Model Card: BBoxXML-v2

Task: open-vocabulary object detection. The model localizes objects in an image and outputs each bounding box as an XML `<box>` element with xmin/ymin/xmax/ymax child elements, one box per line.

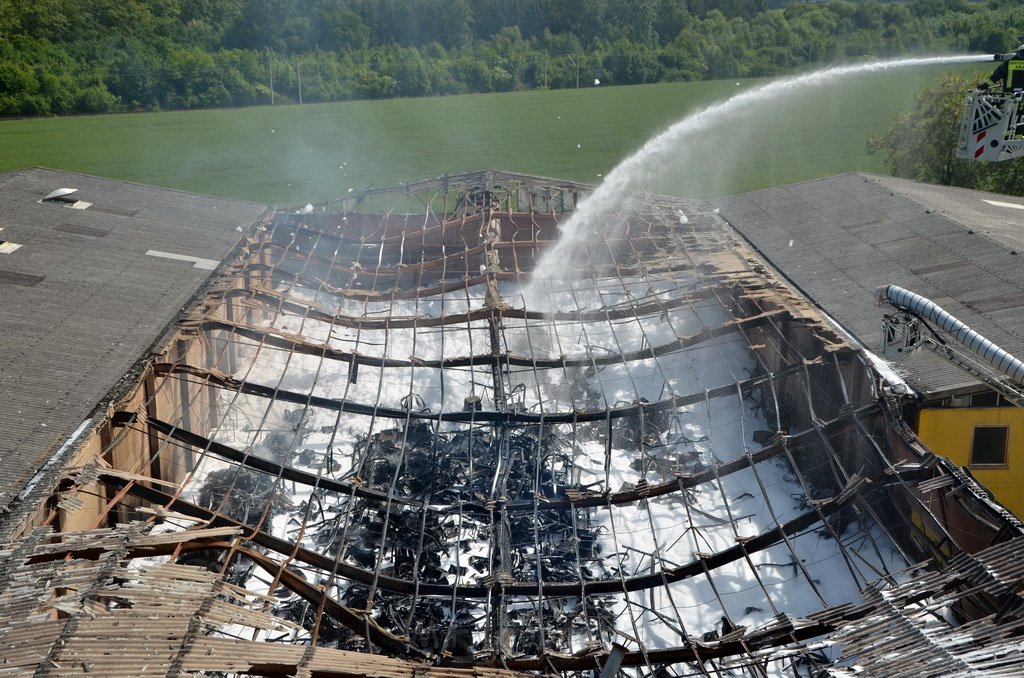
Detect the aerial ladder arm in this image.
<box><xmin>876</xmin><ymin>284</ymin><xmax>1024</xmax><ymax>407</ymax></box>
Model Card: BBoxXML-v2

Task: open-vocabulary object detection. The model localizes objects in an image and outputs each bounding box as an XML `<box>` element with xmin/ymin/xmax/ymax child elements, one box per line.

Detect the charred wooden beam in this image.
<box><xmin>219</xmin><ymin>283</ymin><xmax>723</xmax><ymax>329</ymax></box>
<box><xmin>193</xmin><ymin>312</ymin><xmax>774</xmax><ymax>370</ymax></box>
<box><xmin>115</xmin><ymin>409</ymin><xmax>867</xmax><ymax>515</ymax></box>
<box><xmin>95</xmin><ymin>473</ymin><xmax>868</xmax><ymax>598</ymax></box>
<box><xmin>153</xmin><ymin>361</ymin><xmax>795</xmax><ymax>424</ymax></box>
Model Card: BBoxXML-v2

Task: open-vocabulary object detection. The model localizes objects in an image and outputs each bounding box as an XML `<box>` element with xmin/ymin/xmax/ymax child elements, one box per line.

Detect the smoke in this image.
<box><xmin>520</xmin><ymin>54</ymin><xmax>991</xmax><ymax>309</ymax></box>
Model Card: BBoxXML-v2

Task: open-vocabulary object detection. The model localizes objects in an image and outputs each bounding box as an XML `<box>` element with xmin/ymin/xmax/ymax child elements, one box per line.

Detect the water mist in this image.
<box><xmin>520</xmin><ymin>54</ymin><xmax>991</xmax><ymax>308</ymax></box>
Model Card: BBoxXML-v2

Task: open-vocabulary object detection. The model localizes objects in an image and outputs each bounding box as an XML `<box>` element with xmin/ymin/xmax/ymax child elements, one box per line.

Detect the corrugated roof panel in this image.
<box><xmin>0</xmin><ymin>168</ymin><xmax>268</xmax><ymax>517</ymax></box>
<box><xmin>716</xmin><ymin>173</ymin><xmax>1024</xmax><ymax>395</ymax></box>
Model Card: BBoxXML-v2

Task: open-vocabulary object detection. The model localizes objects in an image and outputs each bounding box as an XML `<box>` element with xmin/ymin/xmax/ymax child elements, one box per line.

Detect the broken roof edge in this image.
<box><xmin>398</xmin><ymin>168</ymin><xmax>597</xmax><ymax>194</ymax></box>
<box><xmin>0</xmin><ymin>179</ymin><xmax>273</xmax><ymax>542</ymax></box>
<box><xmin>144</xmin><ymin>211</ymin><xmax>272</xmax><ymax>353</ymax></box>
<box><xmin>932</xmin><ymin>451</ymin><xmax>1024</xmax><ymax>530</ymax></box>
<box><xmin>283</xmin><ymin>168</ymin><xmax>707</xmax><ymax>217</ymax></box>
<box><xmin>281</xmin><ymin>168</ymin><xmax>595</xmax><ymax>215</ymax></box>
<box><xmin>0</xmin><ymin>416</ymin><xmax>101</xmax><ymax>542</ymax></box>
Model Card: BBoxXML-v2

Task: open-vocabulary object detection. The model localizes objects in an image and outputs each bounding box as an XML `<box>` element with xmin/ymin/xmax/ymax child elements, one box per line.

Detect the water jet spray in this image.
<box><xmin>520</xmin><ymin>54</ymin><xmax>992</xmax><ymax>310</ymax></box>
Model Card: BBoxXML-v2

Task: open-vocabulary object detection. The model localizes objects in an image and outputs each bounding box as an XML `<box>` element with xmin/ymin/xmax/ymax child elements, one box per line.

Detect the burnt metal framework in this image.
<box><xmin>46</xmin><ymin>172</ymin><xmax>1024</xmax><ymax>676</ymax></box>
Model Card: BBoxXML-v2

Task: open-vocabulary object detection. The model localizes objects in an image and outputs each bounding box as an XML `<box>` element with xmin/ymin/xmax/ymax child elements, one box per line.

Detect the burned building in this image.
<box><xmin>2</xmin><ymin>168</ymin><xmax>1024</xmax><ymax>676</ymax></box>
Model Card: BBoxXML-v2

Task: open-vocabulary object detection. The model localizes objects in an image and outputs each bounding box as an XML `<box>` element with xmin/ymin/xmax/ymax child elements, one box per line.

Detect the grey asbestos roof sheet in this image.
<box><xmin>714</xmin><ymin>173</ymin><xmax>1024</xmax><ymax>397</ymax></box>
<box><xmin>0</xmin><ymin>168</ymin><xmax>268</xmax><ymax>514</ymax></box>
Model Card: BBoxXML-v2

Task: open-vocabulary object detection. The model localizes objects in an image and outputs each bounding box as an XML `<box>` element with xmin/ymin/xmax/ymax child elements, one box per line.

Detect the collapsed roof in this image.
<box><xmin>2</xmin><ymin>170</ymin><xmax>1024</xmax><ymax>676</ymax></box>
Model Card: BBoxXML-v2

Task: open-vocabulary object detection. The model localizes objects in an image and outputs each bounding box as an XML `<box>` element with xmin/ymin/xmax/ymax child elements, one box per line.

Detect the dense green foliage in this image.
<box><xmin>868</xmin><ymin>72</ymin><xmax>1024</xmax><ymax>195</ymax></box>
<box><xmin>0</xmin><ymin>0</ymin><xmax>1020</xmax><ymax>116</ymax></box>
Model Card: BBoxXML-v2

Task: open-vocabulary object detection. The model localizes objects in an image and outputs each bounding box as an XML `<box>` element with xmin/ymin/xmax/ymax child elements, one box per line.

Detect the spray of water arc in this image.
<box><xmin>522</xmin><ymin>54</ymin><xmax>990</xmax><ymax>305</ymax></box>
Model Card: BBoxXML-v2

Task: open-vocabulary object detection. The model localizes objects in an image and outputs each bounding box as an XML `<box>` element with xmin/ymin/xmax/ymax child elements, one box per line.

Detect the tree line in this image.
<box><xmin>1</xmin><ymin>0</ymin><xmax>1022</xmax><ymax>116</ymax></box>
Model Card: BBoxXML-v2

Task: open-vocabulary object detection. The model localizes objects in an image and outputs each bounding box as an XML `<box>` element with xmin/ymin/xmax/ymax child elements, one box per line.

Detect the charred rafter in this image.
<box><xmin>247</xmin><ymin>257</ymin><xmax>695</xmax><ymax>296</ymax></box>
<box><xmin>218</xmin><ymin>281</ymin><xmax>721</xmax><ymax>328</ymax></box>
<box><xmin>96</xmin><ymin>472</ymin><xmax>869</xmax><ymax>598</ymax></box>
<box><xmin>257</xmin><ymin>233</ymin><xmax>676</xmax><ymax>273</ymax></box>
<box><xmin>192</xmin><ymin>313</ymin><xmax>775</xmax><ymax>370</ymax></box>
<box><xmin>153</xmin><ymin>360</ymin><xmax>803</xmax><ymax>424</ymax></box>
<box><xmin>272</xmin><ymin>208</ymin><xmax>674</xmax><ymax>253</ymax></box>
<box><xmin>112</xmin><ymin>406</ymin><xmax>873</xmax><ymax>515</ymax></box>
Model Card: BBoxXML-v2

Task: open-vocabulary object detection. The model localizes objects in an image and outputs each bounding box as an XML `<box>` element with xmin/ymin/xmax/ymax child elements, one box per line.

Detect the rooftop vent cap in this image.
<box><xmin>41</xmin><ymin>188</ymin><xmax>91</xmax><ymax>209</ymax></box>
<box><xmin>42</xmin><ymin>188</ymin><xmax>79</xmax><ymax>202</ymax></box>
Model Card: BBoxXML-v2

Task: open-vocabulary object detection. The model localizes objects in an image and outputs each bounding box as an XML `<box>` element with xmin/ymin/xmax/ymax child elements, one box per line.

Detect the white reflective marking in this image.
<box><xmin>983</xmin><ymin>199</ymin><xmax>1024</xmax><ymax>210</ymax></box>
<box><xmin>145</xmin><ymin>249</ymin><xmax>219</xmax><ymax>270</ymax></box>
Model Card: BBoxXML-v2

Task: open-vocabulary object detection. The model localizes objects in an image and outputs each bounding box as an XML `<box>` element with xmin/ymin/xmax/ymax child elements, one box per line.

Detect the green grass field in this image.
<box><xmin>0</xmin><ymin>62</ymin><xmax>984</xmax><ymax>206</ymax></box>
